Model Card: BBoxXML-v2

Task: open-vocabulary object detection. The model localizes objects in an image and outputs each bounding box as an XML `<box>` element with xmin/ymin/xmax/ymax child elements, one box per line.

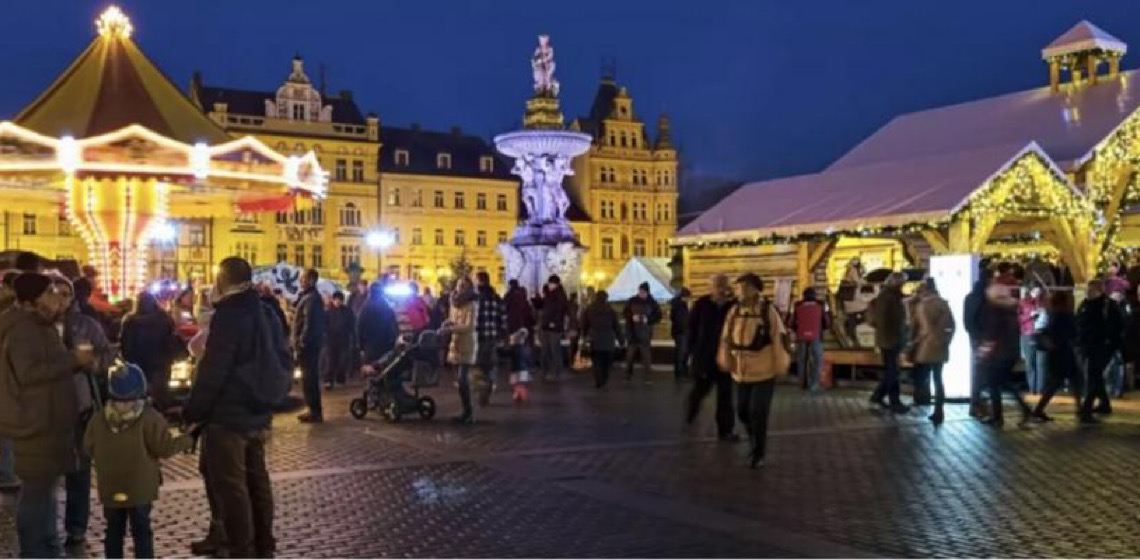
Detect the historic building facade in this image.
<box><xmin>189</xmin><ymin>56</ymin><xmax>381</xmax><ymax>283</ymax></box>
<box><xmin>568</xmin><ymin>77</ymin><xmax>679</xmax><ymax>284</ymax></box>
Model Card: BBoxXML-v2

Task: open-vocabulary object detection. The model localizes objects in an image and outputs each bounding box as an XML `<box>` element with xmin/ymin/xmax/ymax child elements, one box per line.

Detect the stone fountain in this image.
<box><xmin>497</xmin><ymin>35</ymin><xmax>592</xmax><ymax>295</ymax></box>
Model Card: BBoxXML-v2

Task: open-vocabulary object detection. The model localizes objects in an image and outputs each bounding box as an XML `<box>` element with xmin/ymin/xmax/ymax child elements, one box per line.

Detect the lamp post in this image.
<box><xmin>150</xmin><ymin>221</ymin><xmax>178</xmax><ymax>280</ymax></box>
<box><xmin>366</xmin><ymin>230</ymin><xmax>394</xmax><ymax>282</ymax></box>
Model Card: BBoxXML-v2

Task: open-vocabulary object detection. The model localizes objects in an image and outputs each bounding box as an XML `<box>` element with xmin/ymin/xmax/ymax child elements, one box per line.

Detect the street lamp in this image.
<box><xmin>149</xmin><ymin>221</ymin><xmax>178</xmax><ymax>281</ymax></box>
<box><xmin>366</xmin><ymin>230</ymin><xmax>394</xmax><ymax>281</ymax></box>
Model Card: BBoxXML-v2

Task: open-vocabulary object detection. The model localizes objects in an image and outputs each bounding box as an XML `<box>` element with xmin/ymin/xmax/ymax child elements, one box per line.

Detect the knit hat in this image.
<box><xmin>107</xmin><ymin>362</ymin><xmax>148</xmax><ymax>402</ymax></box>
<box><xmin>14</xmin><ymin>272</ymin><xmax>52</xmax><ymax>303</ymax></box>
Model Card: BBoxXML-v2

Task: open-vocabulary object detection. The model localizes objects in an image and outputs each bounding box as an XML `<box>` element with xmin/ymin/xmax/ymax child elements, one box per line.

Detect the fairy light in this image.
<box><xmin>95</xmin><ymin>6</ymin><xmax>133</xmax><ymax>40</ymax></box>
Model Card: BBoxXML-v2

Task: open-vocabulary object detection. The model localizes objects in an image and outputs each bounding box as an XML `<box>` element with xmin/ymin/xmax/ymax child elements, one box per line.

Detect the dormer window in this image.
<box><xmin>437</xmin><ymin>153</ymin><xmax>452</xmax><ymax>170</ymax></box>
<box><xmin>395</xmin><ymin>150</ymin><xmax>409</xmax><ymax>167</ymax></box>
<box><xmin>292</xmin><ymin>104</ymin><xmax>306</xmax><ymax>121</ymax></box>
<box><xmin>480</xmin><ymin>156</ymin><xmax>494</xmax><ymax>173</ymax></box>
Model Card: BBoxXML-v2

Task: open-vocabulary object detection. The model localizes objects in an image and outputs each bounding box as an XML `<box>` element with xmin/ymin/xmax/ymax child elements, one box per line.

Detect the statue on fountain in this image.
<box><xmin>532</xmin><ymin>34</ymin><xmax>559</xmax><ymax>97</ymax></box>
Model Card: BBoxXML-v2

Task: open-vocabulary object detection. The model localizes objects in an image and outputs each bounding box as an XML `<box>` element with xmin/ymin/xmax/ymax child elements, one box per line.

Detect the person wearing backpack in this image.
<box><xmin>183</xmin><ymin>257</ymin><xmax>287</xmax><ymax>558</ymax></box>
<box><xmin>789</xmin><ymin>287</ymin><xmax>829</xmax><ymax>392</ymax></box>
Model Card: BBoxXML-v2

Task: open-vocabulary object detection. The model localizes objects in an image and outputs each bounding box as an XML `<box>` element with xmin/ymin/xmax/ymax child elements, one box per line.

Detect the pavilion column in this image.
<box><xmin>1049</xmin><ymin>59</ymin><xmax>1061</xmax><ymax>92</ymax></box>
<box><xmin>1110</xmin><ymin>55</ymin><xmax>1121</xmax><ymax>79</ymax></box>
<box><xmin>947</xmin><ymin>219</ymin><xmax>971</xmax><ymax>253</ymax></box>
<box><xmin>1087</xmin><ymin>55</ymin><xmax>1098</xmax><ymax>85</ymax></box>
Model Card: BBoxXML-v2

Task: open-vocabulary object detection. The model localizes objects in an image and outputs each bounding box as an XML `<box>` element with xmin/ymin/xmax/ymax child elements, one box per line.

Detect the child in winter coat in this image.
<box><xmin>509</xmin><ymin>328</ymin><xmax>535</xmax><ymax>402</ymax></box>
<box><xmin>84</xmin><ymin>363</ymin><xmax>191</xmax><ymax>558</ymax></box>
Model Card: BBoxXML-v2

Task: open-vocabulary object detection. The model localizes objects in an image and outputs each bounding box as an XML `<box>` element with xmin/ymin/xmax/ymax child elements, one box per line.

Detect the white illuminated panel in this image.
<box><xmin>929</xmin><ymin>254</ymin><xmax>978</xmax><ymax>399</ymax></box>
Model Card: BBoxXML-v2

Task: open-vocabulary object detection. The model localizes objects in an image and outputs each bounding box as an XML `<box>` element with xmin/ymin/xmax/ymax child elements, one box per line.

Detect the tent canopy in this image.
<box><xmin>606</xmin><ymin>257</ymin><xmax>675</xmax><ymax>301</ymax></box>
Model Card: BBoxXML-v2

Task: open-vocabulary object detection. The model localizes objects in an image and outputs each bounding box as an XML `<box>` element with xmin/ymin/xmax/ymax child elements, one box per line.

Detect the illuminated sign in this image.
<box><xmin>929</xmin><ymin>254</ymin><xmax>979</xmax><ymax>399</ymax></box>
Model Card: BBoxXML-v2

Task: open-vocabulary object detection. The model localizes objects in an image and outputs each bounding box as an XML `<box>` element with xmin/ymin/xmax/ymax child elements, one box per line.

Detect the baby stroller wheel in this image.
<box><xmin>417</xmin><ymin>396</ymin><xmax>437</xmax><ymax>420</ymax></box>
<box><xmin>349</xmin><ymin>398</ymin><xmax>368</xmax><ymax>420</ymax></box>
<box><xmin>382</xmin><ymin>401</ymin><xmax>403</xmax><ymax>423</ymax></box>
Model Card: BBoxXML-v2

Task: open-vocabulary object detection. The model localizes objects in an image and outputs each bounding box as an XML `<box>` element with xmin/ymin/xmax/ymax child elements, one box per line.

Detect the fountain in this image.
<box><xmin>497</xmin><ymin>35</ymin><xmax>592</xmax><ymax>295</ymax></box>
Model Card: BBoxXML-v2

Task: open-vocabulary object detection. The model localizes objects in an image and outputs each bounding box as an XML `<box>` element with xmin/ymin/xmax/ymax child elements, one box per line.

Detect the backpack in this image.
<box><xmin>242</xmin><ymin>301</ymin><xmax>293</xmax><ymax>408</ymax></box>
<box><xmin>794</xmin><ymin>301</ymin><xmax>824</xmax><ymax>342</ymax></box>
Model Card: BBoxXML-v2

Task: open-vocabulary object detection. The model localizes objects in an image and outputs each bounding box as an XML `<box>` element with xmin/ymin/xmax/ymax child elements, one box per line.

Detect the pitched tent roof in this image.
<box><xmin>606</xmin><ymin>257</ymin><xmax>675</xmax><ymax>301</ymax></box>
<box><xmin>679</xmin><ymin>142</ymin><xmax>1059</xmax><ymax>239</ymax></box>
<box><xmin>830</xmin><ymin>70</ymin><xmax>1140</xmax><ymax>172</ymax></box>
<box><xmin>1042</xmin><ymin>20</ymin><xmax>1127</xmax><ymax>59</ymax></box>
<box><xmin>15</xmin><ymin>21</ymin><xmax>228</xmax><ymax>144</ymax></box>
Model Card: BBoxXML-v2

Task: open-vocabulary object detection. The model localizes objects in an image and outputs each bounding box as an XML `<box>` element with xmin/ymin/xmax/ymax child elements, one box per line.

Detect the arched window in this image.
<box><xmin>340</xmin><ymin>203</ymin><xmax>361</xmax><ymax>227</ymax></box>
<box><xmin>620</xmin><ymin>132</ymin><xmax>628</xmax><ymax>147</ymax></box>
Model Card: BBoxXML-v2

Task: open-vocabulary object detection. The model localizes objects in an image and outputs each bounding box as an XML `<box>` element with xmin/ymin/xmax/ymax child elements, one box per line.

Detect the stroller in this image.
<box><xmin>350</xmin><ymin>330</ymin><xmax>440</xmax><ymax>422</ymax></box>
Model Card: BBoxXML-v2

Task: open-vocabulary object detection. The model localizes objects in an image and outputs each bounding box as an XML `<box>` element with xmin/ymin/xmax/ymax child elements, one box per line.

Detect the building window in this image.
<box><xmin>292</xmin><ymin>104</ymin><xmax>306</xmax><ymax>121</ymax></box>
<box><xmin>276</xmin><ymin>211</ymin><xmax>288</xmax><ymax>225</ymax></box>
<box><xmin>434</xmin><ymin>190</ymin><xmax>444</xmax><ymax>208</ymax></box>
<box><xmin>476</xmin><ymin>193</ymin><xmax>487</xmax><ymax>211</ymax></box>
<box><xmin>496</xmin><ymin>194</ymin><xmax>508</xmax><ymax>212</ymax></box>
<box><xmin>236</xmin><ymin>213</ymin><xmax>258</xmax><ymax>225</ymax></box>
<box><xmin>657</xmin><ymin>239</ymin><xmax>669</xmax><ymax>257</ymax></box>
<box><xmin>21</xmin><ymin>214</ymin><xmax>35</xmax><ymax>235</ymax></box>
<box><xmin>233</xmin><ymin>242</ymin><xmax>257</xmax><ymax>264</ymax></box>
<box><xmin>340</xmin><ymin>245</ymin><xmax>361</xmax><ymax>270</ymax></box>
<box><xmin>294</xmin><ymin>245</ymin><xmax>305</xmax><ymax>267</ymax></box>
<box><xmin>477</xmin><ymin>230</ymin><xmax>487</xmax><ymax>247</ymax></box>
<box><xmin>620</xmin><ymin>132</ymin><xmax>627</xmax><ymax>147</ymax></box>
<box><xmin>352</xmin><ymin>160</ymin><xmax>364</xmax><ymax>183</ymax></box>
<box><xmin>498</xmin><ymin>266</ymin><xmax>506</xmax><ymax>284</ymax></box>
<box><xmin>410</xmin><ymin>264</ymin><xmax>423</xmax><ymax>282</ymax></box>
<box><xmin>480</xmin><ymin>156</ymin><xmax>494</xmax><ymax>173</ymax></box>
<box><xmin>437</xmin><ymin>153</ymin><xmax>451</xmax><ymax>170</ymax></box>
<box><xmin>454</xmin><ymin>192</ymin><xmax>465</xmax><ymax>209</ymax></box>
<box><xmin>312</xmin><ymin>245</ymin><xmax>323</xmax><ymax>268</ymax></box>
<box><xmin>601</xmin><ymin>237</ymin><xmax>614</xmax><ymax>260</ymax></box>
<box><xmin>310</xmin><ymin>203</ymin><xmax>324</xmax><ymax>226</ymax></box>
<box><xmin>608</xmin><ymin>132</ymin><xmax>616</xmax><ymax>146</ymax></box>
<box><xmin>188</xmin><ymin>224</ymin><xmax>206</xmax><ymax>247</ymax></box>
<box><xmin>633</xmin><ymin>239</ymin><xmax>646</xmax><ymax>257</ymax></box>
<box><xmin>434</xmin><ymin>228</ymin><xmax>445</xmax><ymax>246</ymax></box>
<box><xmin>388</xmin><ymin>188</ymin><xmax>400</xmax><ymax>206</ymax></box>
<box><xmin>412</xmin><ymin>228</ymin><xmax>423</xmax><ymax>245</ymax></box>
<box><xmin>58</xmin><ymin>216</ymin><xmax>70</xmax><ymax>237</ymax></box>
<box><xmin>387</xmin><ymin>265</ymin><xmax>400</xmax><ymax>280</ymax></box>
<box><xmin>391</xmin><ymin>228</ymin><xmax>400</xmax><ymax>245</ymax></box>
<box><xmin>335</xmin><ymin>159</ymin><xmax>347</xmax><ymax>182</ymax></box>
<box><xmin>498</xmin><ymin>231</ymin><xmax>508</xmax><ymax>244</ymax></box>
<box><xmin>276</xmin><ymin>244</ymin><xmax>287</xmax><ymax>263</ymax></box>
<box><xmin>455</xmin><ymin>229</ymin><xmax>465</xmax><ymax>246</ymax></box>
<box><xmin>340</xmin><ymin>203</ymin><xmax>361</xmax><ymax>227</ymax></box>
<box><xmin>411</xmin><ymin>189</ymin><xmax>423</xmax><ymax>208</ymax></box>
<box><xmin>600</xmin><ymin>200</ymin><xmax>614</xmax><ymax>220</ymax></box>
<box><xmin>292</xmin><ymin>208</ymin><xmax>307</xmax><ymax>225</ymax></box>
<box><xmin>395</xmin><ymin>150</ymin><xmax>409</xmax><ymax>167</ymax></box>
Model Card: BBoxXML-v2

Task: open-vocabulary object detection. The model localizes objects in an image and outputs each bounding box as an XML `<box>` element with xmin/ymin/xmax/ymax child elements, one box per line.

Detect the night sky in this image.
<box><xmin>4</xmin><ymin>1</ymin><xmax>1140</xmax><ymax>190</ymax></box>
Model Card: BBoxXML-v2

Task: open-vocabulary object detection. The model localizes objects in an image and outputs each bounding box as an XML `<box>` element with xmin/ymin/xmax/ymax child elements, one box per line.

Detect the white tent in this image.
<box><xmin>605</xmin><ymin>257</ymin><xmax>676</xmax><ymax>301</ymax></box>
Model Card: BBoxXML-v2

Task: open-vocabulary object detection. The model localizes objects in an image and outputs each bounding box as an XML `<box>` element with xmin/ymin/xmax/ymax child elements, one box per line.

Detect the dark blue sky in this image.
<box><xmin>4</xmin><ymin>1</ymin><xmax>1140</xmax><ymax>185</ymax></box>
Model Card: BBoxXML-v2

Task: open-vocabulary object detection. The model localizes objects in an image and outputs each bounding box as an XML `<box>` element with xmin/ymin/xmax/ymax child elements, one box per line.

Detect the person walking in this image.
<box><xmin>978</xmin><ymin>279</ymin><xmax>1033</xmax><ymax>427</ymax></box>
<box><xmin>1019</xmin><ymin>285</ymin><xmax>1046</xmax><ymax>394</ymax></box>
<box><xmin>580</xmin><ymin>290</ymin><xmax>625</xmax><ymax>389</ymax></box>
<box><xmin>964</xmin><ymin>273</ymin><xmax>991</xmax><ymax>418</ymax></box>
<box><xmin>0</xmin><ymin>271</ymin><xmax>96</xmax><ymax>558</ymax></box>
<box><xmin>538</xmin><ymin>275</ymin><xmax>569</xmax><ymax>381</ymax></box>
<box><xmin>293</xmin><ymin>268</ymin><xmax>327</xmax><ymax>423</ymax></box>
<box><xmin>84</xmin><ymin>363</ymin><xmax>191</xmax><ymax>559</ymax></box>
<box><xmin>685</xmin><ymin>274</ymin><xmax>738</xmax><ymax>441</ymax></box>
<box><xmin>789</xmin><ymin>287</ymin><xmax>829</xmax><ymax>392</ymax></box>
<box><xmin>183</xmin><ymin>257</ymin><xmax>287</xmax><ymax>558</ymax></box>
<box><xmin>473</xmin><ymin>271</ymin><xmax>506</xmax><ymax>406</ymax></box>
<box><xmin>1076</xmin><ymin>279</ymin><xmax>1124</xmax><ymax>423</ymax></box>
<box><xmin>120</xmin><ymin>292</ymin><xmax>182</xmax><ymax>412</ymax></box>
<box><xmin>670</xmin><ymin>288</ymin><xmax>692</xmax><ymax>381</ymax></box>
<box><xmin>445</xmin><ymin>277</ymin><xmax>479</xmax><ymax>424</ymax></box>
<box><xmin>718</xmin><ymin>273</ymin><xmax>790</xmax><ymax>469</ymax></box>
<box><xmin>322</xmin><ymin>292</ymin><xmax>356</xmax><ymax>388</ymax></box>
<box><xmin>624</xmin><ymin>282</ymin><xmax>662</xmax><ymax>385</ymax></box>
<box><xmin>868</xmin><ymin>272</ymin><xmax>910</xmax><ymax>414</ymax></box>
<box><xmin>1032</xmin><ymin>290</ymin><xmax>1083</xmax><ymax>422</ymax></box>
<box><xmin>909</xmin><ymin>279</ymin><xmax>956</xmax><ymax>425</ymax></box>
<box><xmin>0</xmin><ymin>271</ymin><xmax>18</xmax><ymax>496</ymax></box>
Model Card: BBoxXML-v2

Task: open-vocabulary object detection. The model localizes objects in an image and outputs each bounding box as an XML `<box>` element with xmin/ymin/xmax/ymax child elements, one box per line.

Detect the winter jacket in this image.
<box><xmin>580</xmin><ymin>301</ymin><xmax>624</xmax><ymax>353</ymax></box>
<box><xmin>357</xmin><ymin>297</ymin><xmax>399</xmax><ymax>363</ymax></box>
<box><xmin>504</xmin><ymin>287</ymin><xmax>535</xmax><ymax>334</ymax></box>
<box><xmin>1077</xmin><ymin>295</ymin><xmax>1124</xmax><ymax>356</ymax></box>
<box><xmin>978</xmin><ymin>285</ymin><xmax>1021</xmax><ymax>366</ymax></box>
<box><xmin>183</xmin><ymin>288</ymin><xmax>274</xmax><ymax>432</ymax></box>
<box><xmin>83</xmin><ymin>404</ymin><xmax>190</xmax><ymax>507</ymax></box>
<box><xmin>1017</xmin><ymin>298</ymin><xmax>1041</xmax><ymax>337</ymax></box>
<box><xmin>120</xmin><ymin>299</ymin><xmax>180</xmax><ymax>381</ymax></box>
<box><xmin>911</xmin><ymin>295</ymin><xmax>955</xmax><ymax>365</ymax></box>
<box><xmin>62</xmin><ymin>304</ymin><xmax>114</xmax><ymax>412</ymax></box>
<box><xmin>447</xmin><ymin>292</ymin><xmax>478</xmax><ymax>366</ymax></box>
<box><xmin>868</xmin><ymin>287</ymin><xmax>906</xmax><ymax>350</ymax></box>
<box><xmin>0</xmin><ymin>307</ymin><xmax>82</xmax><ymax>478</ymax></box>
<box><xmin>718</xmin><ymin>297</ymin><xmax>790</xmax><ymax>384</ymax></box>
<box><xmin>688</xmin><ymin>295</ymin><xmax>735</xmax><ymax>377</ymax></box>
<box><xmin>261</xmin><ymin>294</ymin><xmax>288</xmax><ymax>339</ymax></box>
<box><xmin>402</xmin><ymin>297</ymin><xmax>431</xmax><ymax>333</ymax></box>
<box><xmin>623</xmin><ymin>295</ymin><xmax>662</xmax><ymax>344</ymax></box>
<box><xmin>292</xmin><ymin>287</ymin><xmax>326</xmax><ymax>357</ymax></box>
<box><xmin>963</xmin><ymin>280</ymin><xmax>988</xmax><ymax>344</ymax></box>
<box><xmin>538</xmin><ymin>285</ymin><xmax>569</xmax><ymax>332</ymax></box>
<box><xmin>669</xmin><ymin>297</ymin><xmax>690</xmax><ymax>339</ymax></box>
<box><xmin>1043</xmin><ymin>310</ymin><xmax>1078</xmax><ymax>373</ymax></box>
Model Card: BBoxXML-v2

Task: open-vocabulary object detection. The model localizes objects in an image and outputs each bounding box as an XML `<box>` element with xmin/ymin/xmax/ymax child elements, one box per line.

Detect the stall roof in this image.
<box><xmin>606</xmin><ymin>257</ymin><xmax>675</xmax><ymax>301</ymax></box>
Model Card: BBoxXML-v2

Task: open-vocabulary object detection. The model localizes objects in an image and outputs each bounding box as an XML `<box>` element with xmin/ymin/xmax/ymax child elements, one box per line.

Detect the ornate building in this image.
<box><xmin>568</xmin><ymin>77</ymin><xmax>679</xmax><ymax>284</ymax></box>
<box><xmin>189</xmin><ymin>56</ymin><xmax>380</xmax><ymax>282</ymax></box>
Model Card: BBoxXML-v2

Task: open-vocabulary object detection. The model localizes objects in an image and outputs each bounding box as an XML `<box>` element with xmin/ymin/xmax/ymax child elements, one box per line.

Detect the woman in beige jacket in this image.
<box><xmin>910</xmin><ymin>279</ymin><xmax>955</xmax><ymax>425</ymax></box>
<box><xmin>445</xmin><ymin>277</ymin><xmax>479</xmax><ymax>424</ymax></box>
<box><xmin>718</xmin><ymin>273</ymin><xmax>790</xmax><ymax>469</ymax></box>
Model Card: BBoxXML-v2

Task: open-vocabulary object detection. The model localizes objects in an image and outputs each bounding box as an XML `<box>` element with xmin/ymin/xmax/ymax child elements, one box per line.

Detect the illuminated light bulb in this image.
<box><xmin>191</xmin><ymin>142</ymin><xmax>209</xmax><ymax>179</ymax></box>
<box><xmin>96</xmin><ymin>6</ymin><xmax>133</xmax><ymax>40</ymax></box>
<box><xmin>58</xmin><ymin>136</ymin><xmax>79</xmax><ymax>174</ymax></box>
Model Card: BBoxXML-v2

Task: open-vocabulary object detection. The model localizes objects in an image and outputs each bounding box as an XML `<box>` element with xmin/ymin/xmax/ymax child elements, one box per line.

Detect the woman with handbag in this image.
<box><xmin>910</xmin><ymin>279</ymin><xmax>956</xmax><ymax>426</ymax></box>
<box><xmin>1032</xmin><ymin>291</ymin><xmax>1082</xmax><ymax>421</ymax></box>
<box><xmin>718</xmin><ymin>273</ymin><xmax>790</xmax><ymax>469</ymax></box>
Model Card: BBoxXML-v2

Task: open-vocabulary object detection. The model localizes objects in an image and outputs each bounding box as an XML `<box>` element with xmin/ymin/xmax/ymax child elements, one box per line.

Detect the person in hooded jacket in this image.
<box><xmin>963</xmin><ymin>272</ymin><xmax>991</xmax><ymax>418</ymax></box>
<box><xmin>868</xmin><ymin>272</ymin><xmax>910</xmax><ymax>414</ymax></box>
<box><xmin>624</xmin><ymin>282</ymin><xmax>662</xmax><ymax>385</ymax></box>
<box><xmin>322</xmin><ymin>292</ymin><xmax>357</xmax><ymax>388</ymax></box>
<box><xmin>120</xmin><ymin>291</ymin><xmax>181</xmax><ymax>412</ymax></box>
<box><xmin>538</xmin><ymin>275</ymin><xmax>570</xmax><ymax>380</ymax></box>
<box><xmin>978</xmin><ymin>278</ymin><xmax>1033</xmax><ymax>427</ymax></box>
<box><xmin>580</xmin><ymin>290</ymin><xmax>625</xmax><ymax>388</ymax></box>
<box><xmin>504</xmin><ymin>280</ymin><xmax>536</xmax><ymax>336</ymax></box>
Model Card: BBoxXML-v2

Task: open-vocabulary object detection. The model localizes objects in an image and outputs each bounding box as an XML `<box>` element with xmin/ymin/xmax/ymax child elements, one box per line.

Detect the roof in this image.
<box><xmin>679</xmin><ymin>142</ymin><xmax>1049</xmax><ymax>239</ymax></box>
<box><xmin>191</xmin><ymin>83</ymin><xmax>366</xmax><ymax>125</ymax></box>
<box><xmin>1042</xmin><ymin>21</ymin><xmax>1127</xmax><ymax>59</ymax></box>
<box><xmin>606</xmin><ymin>257</ymin><xmax>675</xmax><ymax>301</ymax></box>
<box><xmin>15</xmin><ymin>23</ymin><xmax>228</xmax><ymax>143</ymax></box>
<box><xmin>576</xmin><ymin>78</ymin><xmax>620</xmax><ymax>141</ymax></box>
<box><xmin>378</xmin><ymin>125</ymin><xmax>513</xmax><ymax>179</ymax></box>
<box><xmin>830</xmin><ymin>69</ymin><xmax>1140</xmax><ymax>171</ymax></box>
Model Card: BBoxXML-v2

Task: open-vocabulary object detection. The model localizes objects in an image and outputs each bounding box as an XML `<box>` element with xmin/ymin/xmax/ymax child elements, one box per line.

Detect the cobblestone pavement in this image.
<box><xmin>4</xmin><ymin>367</ymin><xmax>1140</xmax><ymax>557</ymax></box>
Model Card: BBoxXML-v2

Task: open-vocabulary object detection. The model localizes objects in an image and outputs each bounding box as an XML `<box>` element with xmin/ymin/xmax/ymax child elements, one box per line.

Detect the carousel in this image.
<box><xmin>0</xmin><ymin>7</ymin><xmax>326</xmax><ymax>301</ymax></box>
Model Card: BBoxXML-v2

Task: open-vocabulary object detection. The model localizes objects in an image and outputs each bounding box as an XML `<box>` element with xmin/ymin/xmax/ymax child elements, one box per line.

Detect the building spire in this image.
<box><xmin>655</xmin><ymin>114</ymin><xmax>673</xmax><ymax>150</ymax></box>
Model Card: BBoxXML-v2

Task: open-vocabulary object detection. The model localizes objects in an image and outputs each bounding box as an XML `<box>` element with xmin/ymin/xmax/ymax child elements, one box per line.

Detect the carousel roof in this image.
<box><xmin>14</xmin><ymin>7</ymin><xmax>228</xmax><ymax>144</ymax></box>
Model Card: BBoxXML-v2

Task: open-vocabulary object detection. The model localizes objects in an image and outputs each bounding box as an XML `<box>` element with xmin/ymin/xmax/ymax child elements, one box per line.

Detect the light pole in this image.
<box><xmin>150</xmin><ymin>221</ymin><xmax>178</xmax><ymax>280</ymax></box>
<box><xmin>366</xmin><ymin>230</ymin><xmax>394</xmax><ymax>282</ymax></box>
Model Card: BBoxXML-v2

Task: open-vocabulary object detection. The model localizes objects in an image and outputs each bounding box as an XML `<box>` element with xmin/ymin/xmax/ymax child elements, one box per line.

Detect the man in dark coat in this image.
<box><xmin>669</xmin><ymin>288</ymin><xmax>692</xmax><ymax>381</ymax></box>
<box><xmin>624</xmin><ymin>282</ymin><xmax>662</xmax><ymax>384</ymax></box>
<box><xmin>685</xmin><ymin>274</ymin><xmax>738</xmax><ymax>440</ymax></box>
<box><xmin>292</xmin><ymin>269</ymin><xmax>326</xmax><ymax>423</ymax></box>
<box><xmin>1077</xmin><ymin>279</ymin><xmax>1124</xmax><ymax>423</ymax></box>
<box><xmin>322</xmin><ymin>291</ymin><xmax>356</xmax><ymax>388</ymax></box>
<box><xmin>963</xmin><ymin>274</ymin><xmax>991</xmax><ymax>417</ymax></box>
<box><xmin>357</xmin><ymin>282</ymin><xmax>399</xmax><ymax>364</ymax></box>
<box><xmin>120</xmin><ymin>292</ymin><xmax>180</xmax><ymax>411</ymax></box>
<box><xmin>504</xmin><ymin>280</ymin><xmax>535</xmax><ymax>336</ymax></box>
<box><xmin>868</xmin><ymin>273</ymin><xmax>909</xmax><ymax>414</ymax></box>
<box><xmin>183</xmin><ymin>257</ymin><xmax>278</xmax><ymax>558</ymax></box>
<box><xmin>538</xmin><ymin>276</ymin><xmax>569</xmax><ymax>380</ymax></box>
<box><xmin>978</xmin><ymin>279</ymin><xmax>1033</xmax><ymax>427</ymax></box>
